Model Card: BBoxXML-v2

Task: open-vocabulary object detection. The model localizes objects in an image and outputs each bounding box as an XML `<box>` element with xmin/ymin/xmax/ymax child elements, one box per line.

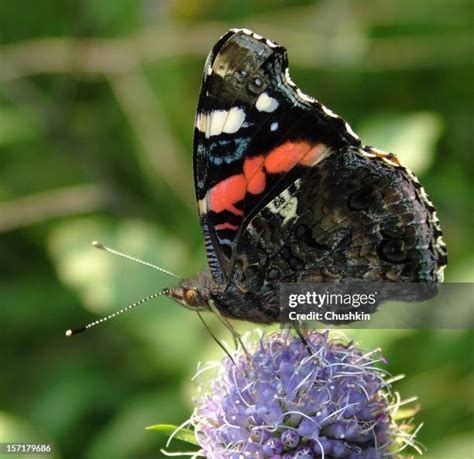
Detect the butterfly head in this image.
<box><xmin>164</xmin><ymin>270</ymin><xmax>214</xmax><ymax>311</ymax></box>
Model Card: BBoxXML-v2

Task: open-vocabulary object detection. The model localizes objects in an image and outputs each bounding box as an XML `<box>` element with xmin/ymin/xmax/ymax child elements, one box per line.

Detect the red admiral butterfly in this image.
<box><xmin>66</xmin><ymin>28</ymin><xmax>447</xmax><ymax>337</ymax></box>
<box><xmin>164</xmin><ymin>28</ymin><xmax>447</xmax><ymax>325</ymax></box>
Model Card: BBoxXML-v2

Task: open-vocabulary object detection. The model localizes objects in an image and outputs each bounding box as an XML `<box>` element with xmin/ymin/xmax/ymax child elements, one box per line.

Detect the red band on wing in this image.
<box><xmin>244</xmin><ymin>155</ymin><xmax>266</xmax><ymax>194</ymax></box>
<box><xmin>265</xmin><ymin>141</ymin><xmax>325</xmax><ymax>173</ymax></box>
<box><xmin>209</xmin><ymin>175</ymin><xmax>246</xmax><ymax>215</ymax></box>
<box><xmin>215</xmin><ymin>222</ymin><xmax>239</xmax><ymax>231</ymax></box>
<box><xmin>208</xmin><ymin>142</ymin><xmax>326</xmax><ymax>216</ymax></box>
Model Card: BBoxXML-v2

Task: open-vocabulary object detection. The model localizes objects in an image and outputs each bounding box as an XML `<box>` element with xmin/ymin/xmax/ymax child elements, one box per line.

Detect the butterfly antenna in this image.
<box><xmin>65</xmin><ymin>289</ymin><xmax>169</xmax><ymax>337</ymax></box>
<box><xmin>92</xmin><ymin>241</ymin><xmax>181</xmax><ymax>279</ymax></box>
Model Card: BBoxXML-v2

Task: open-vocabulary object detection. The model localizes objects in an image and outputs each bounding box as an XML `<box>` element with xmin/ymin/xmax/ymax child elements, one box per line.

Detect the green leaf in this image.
<box><xmin>146</xmin><ymin>424</ymin><xmax>199</xmax><ymax>446</ymax></box>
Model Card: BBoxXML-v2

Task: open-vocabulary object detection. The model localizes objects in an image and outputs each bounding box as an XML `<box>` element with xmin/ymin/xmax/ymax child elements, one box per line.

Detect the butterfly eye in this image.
<box><xmin>185</xmin><ymin>289</ymin><xmax>198</xmax><ymax>305</ymax></box>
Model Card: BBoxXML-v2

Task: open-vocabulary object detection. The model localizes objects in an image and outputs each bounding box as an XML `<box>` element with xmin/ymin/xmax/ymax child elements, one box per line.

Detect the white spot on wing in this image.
<box><xmin>266</xmin><ymin>39</ymin><xmax>278</xmax><ymax>48</ymax></box>
<box><xmin>256</xmin><ymin>92</ymin><xmax>279</xmax><ymax>112</ymax></box>
<box><xmin>231</xmin><ymin>28</ymin><xmax>274</xmax><ymax>45</ymax></box>
<box><xmin>232</xmin><ymin>28</ymin><xmax>252</xmax><ymax>35</ymax></box>
<box><xmin>223</xmin><ymin>107</ymin><xmax>246</xmax><ymax>134</ymax></box>
<box><xmin>284</xmin><ymin>68</ymin><xmax>295</xmax><ymax>87</ymax></box>
<box><xmin>198</xmin><ymin>198</ymin><xmax>207</xmax><ymax>215</ymax></box>
<box><xmin>195</xmin><ymin>113</ymin><xmax>207</xmax><ymax>133</ymax></box>
<box><xmin>280</xmin><ymin>195</ymin><xmax>298</xmax><ymax>225</ymax></box>
<box><xmin>345</xmin><ymin>122</ymin><xmax>359</xmax><ymax>140</ymax></box>
<box><xmin>270</xmin><ymin>122</ymin><xmax>278</xmax><ymax>131</ymax></box>
<box><xmin>197</xmin><ymin>108</ymin><xmax>246</xmax><ymax>138</ymax></box>
<box><xmin>296</xmin><ymin>88</ymin><xmax>314</xmax><ymax>103</ymax></box>
<box><xmin>208</xmin><ymin>110</ymin><xmax>227</xmax><ymax>137</ymax></box>
<box><xmin>266</xmin><ymin>180</ymin><xmax>301</xmax><ymax>225</ymax></box>
<box><xmin>322</xmin><ymin>105</ymin><xmax>338</xmax><ymax>118</ymax></box>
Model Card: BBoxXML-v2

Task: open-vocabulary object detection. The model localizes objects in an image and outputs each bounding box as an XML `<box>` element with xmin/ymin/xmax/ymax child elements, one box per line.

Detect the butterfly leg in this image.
<box><xmin>208</xmin><ymin>299</ymin><xmax>251</xmax><ymax>360</ymax></box>
<box><xmin>196</xmin><ymin>311</ymin><xmax>235</xmax><ymax>364</ymax></box>
<box><xmin>294</xmin><ymin>320</ymin><xmax>315</xmax><ymax>356</ymax></box>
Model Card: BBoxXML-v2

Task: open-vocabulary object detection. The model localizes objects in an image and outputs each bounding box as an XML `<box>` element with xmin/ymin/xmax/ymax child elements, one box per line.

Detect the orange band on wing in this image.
<box><xmin>243</xmin><ymin>155</ymin><xmax>266</xmax><ymax>194</ymax></box>
<box><xmin>215</xmin><ymin>222</ymin><xmax>239</xmax><ymax>231</ymax></box>
<box><xmin>207</xmin><ymin>142</ymin><xmax>327</xmax><ymax>216</ymax></box>
<box><xmin>265</xmin><ymin>141</ymin><xmax>325</xmax><ymax>173</ymax></box>
<box><xmin>209</xmin><ymin>174</ymin><xmax>246</xmax><ymax>215</ymax></box>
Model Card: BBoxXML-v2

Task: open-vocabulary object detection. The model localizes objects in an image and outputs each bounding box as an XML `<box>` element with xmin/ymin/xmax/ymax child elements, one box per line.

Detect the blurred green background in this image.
<box><xmin>0</xmin><ymin>0</ymin><xmax>473</xmax><ymax>458</ymax></box>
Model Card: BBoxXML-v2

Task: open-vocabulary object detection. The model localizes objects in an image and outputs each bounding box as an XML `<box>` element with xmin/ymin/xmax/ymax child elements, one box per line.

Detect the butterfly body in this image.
<box><xmin>166</xmin><ymin>28</ymin><xmax>447</xmax><ymax>324</ymax></box>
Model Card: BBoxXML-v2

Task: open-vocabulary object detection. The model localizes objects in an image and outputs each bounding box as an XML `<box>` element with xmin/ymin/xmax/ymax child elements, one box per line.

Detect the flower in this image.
<box><xmin>190</xmin><ymin>330</ymin><xmax>421</xmax><ymax>458</ymax></box>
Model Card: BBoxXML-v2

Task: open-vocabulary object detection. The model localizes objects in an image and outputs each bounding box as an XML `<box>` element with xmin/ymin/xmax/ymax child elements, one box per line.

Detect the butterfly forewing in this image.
<box><xmin>193</xmin><ymin>29</ymin><xmax>362</xmax><ymax>282</ymax></box>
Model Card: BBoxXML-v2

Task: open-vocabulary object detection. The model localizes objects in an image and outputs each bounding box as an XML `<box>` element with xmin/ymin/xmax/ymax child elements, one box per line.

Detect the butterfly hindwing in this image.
<box><xmin>231</xmin><ymin>146</ymin><xmax>446</xmax><ymax>296</ymax></box>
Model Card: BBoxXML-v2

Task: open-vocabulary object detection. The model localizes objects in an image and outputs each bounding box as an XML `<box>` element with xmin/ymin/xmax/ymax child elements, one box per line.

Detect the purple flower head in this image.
<box><xmin>191</xmin><ymin>330</ymin><xmax>421</xmax><ymax>458</ymax></box>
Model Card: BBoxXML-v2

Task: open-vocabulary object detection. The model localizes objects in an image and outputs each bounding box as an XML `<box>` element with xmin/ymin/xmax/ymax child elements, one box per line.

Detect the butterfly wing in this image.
<box><xmin>219</xmin><ymin>144</ymin><xmax>447</xmax><ymax>324</ymax></box>
<box><xmin>232</xmin><ymin>146</ymin><xmax>447</xmax><ymax>291</ymax></box>
<box><xmin>194</xmin><ymin>29</ymin><xmax>361</xmax><ymax>283</ymax></box>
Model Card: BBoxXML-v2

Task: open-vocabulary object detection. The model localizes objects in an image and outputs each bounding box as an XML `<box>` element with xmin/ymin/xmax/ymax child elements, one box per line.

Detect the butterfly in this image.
<box><xmin>161</xmin><ymin>28</ymin><xmax>448</xmax><ymax>325</ymax></box>
<box><xmin>61</xmin><ymin>27</ymin><xmax>432</xmax><ymax>336</ymax></box>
